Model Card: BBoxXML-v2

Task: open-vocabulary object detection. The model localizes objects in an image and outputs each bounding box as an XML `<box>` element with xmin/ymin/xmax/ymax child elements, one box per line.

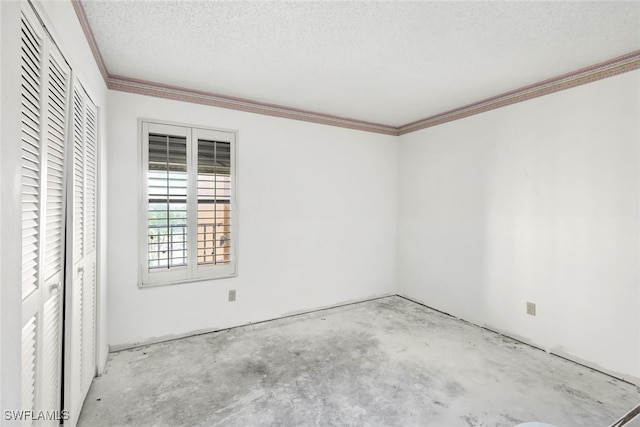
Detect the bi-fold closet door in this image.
<box><xmin>19</xmin><ymin>3</ymin><xmax>98</xmax><ymax>426</ymax></box>
<box><xmin>20</xmin><ymin>5</ymin><xmax>70</xmax><ymax>425</ymax></box>
<box><xmin>64</xmin><ymin>78</ymin><xmax>99</xmax><ymax>427</ymax></box>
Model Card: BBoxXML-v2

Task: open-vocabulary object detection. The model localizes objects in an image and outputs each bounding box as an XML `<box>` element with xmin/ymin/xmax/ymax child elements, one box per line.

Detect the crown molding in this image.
<box><xmin>71</xmin><ymin>0</ymin><xmax>109</xmax><ymax>84</ymax></box>
<box><xmin>106</xmin><ymin>75</ymin><xmax>399</xmax><ymax>135</ymax></box>
<box><xmin>398</xmin><ymin>50</ymin><xmax>640</xmax><ymax>135</ymax></box>
<box><xmin>72</xmin><ymin>0</ymin><xmax>639</xmax><ymax>136</ymax></box>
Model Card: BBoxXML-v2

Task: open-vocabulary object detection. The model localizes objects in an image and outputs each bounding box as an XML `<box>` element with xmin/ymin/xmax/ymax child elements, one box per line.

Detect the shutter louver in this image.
<box><xmin>147</xmin><ymin>133</ymin><xmax>188</xmax><ymax>269</ymax></box>
<box><xmin>21</xmin><ymin>12</ymin><xmax>43</xmax><ymax>300</ymax></box>
<box><xmin>197</xmin><ymin>140</ymin><xmax>232</xmax><ymax>266</ymax></box>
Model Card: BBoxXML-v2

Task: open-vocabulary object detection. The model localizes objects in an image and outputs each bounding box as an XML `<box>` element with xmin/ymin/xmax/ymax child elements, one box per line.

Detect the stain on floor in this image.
<box><xmin>79</xmin><ymin>296</ymin><xmax>640</xmax><ymax>426</ymax></box>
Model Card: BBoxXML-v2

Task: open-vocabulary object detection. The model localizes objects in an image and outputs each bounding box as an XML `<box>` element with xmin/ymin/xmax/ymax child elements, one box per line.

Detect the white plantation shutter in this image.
<box><xmin>20</xmin><ymin>4</ymin><xmax>71</xmax><ymax>427</ymax></box>
<box><xmin>147</xmin><ymin>132</ymin><xmax>189</xmax><ymax>270</ymax></box>
<box><xmin>141</xmin><ymin>122</ymin><xmax>237</xmax><ymax>286</ymax></box>
<box><xmin>191</xmin><ymin>127</ymin><xmax>236</xmax><ymax>281</ymax></box>
<box><xmin>196</xmin><ymin>138</ymin><xmax>232</xmax><ymax>268</ymax></box>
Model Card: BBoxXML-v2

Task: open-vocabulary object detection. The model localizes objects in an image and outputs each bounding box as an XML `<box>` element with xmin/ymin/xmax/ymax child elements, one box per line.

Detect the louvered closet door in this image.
<box><xmin>20</xmin><ymin>4</ymin><xmax>71</xmax><ymax>426</ymax></box>
<box><xmin>64</xmin><ymin>80</ymin><xmax>98</xmax><ymax>427</ymax></box>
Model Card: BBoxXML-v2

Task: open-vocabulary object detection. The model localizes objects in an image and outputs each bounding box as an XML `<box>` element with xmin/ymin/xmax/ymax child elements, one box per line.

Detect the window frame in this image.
<box><xmin>138</xmin><ymin>119</ymin><xmax>238</xmax><ymax>287</ymax></box>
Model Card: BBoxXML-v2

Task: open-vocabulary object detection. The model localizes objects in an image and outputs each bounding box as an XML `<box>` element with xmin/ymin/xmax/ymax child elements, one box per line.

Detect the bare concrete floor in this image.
<box><xmin>79</xmin><ymin>296</ymin><xmax>640</xmax><ymax>426</ymax></box>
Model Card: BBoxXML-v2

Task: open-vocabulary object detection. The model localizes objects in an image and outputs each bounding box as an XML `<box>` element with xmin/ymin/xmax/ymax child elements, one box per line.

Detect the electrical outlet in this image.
<box><xmin>228</xmin><ymin>289</ymin><xmax>236</xmax><ymax>302</ymax></box>
<box><xmin>526</xmin><ymin>302</ymin><xmax>536</xmax><ymax>316</ymax></box>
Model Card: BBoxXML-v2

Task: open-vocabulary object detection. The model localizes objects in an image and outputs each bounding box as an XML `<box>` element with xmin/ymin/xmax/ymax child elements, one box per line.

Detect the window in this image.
<box><xmin>140</xmin><ymin>121</ymin><xmax>237</xmax><ymax>286</ymax></box>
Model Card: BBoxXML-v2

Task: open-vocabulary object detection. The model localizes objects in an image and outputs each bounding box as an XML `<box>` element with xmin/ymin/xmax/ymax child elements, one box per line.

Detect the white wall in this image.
<box><xmin>0</xmin><ymin>0</ymin><xmax>4</xmax><ymax>415</ymax></box>
<box><xmin>1</xmin><ymin>0</ymin><xmax>637</xmax><ymax>407</ymax></box>
<box><xmin>0</xmin><ymin>0</ymin><xmax>108</xmax><ymax>415</ymax></box>
<box><xmin>398</xmin><ymin>70</ymin><xmax>640</xmax><ymax>381</ymax></box>
<box><xmin>1</xmin><ymin>1</ymin><xmax>23</xmax><ymax>415</ymax></box>
<box><xmin>107</xmin><ymin>90</ymin><xmax>398</xmax><ymax>348</ymax></box>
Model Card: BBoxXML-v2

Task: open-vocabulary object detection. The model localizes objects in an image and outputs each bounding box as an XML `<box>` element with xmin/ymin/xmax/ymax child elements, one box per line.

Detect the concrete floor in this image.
<box><xmin>79</xmin><ymin>296</ymin><xmax>640</xmax><ymax>427</ymax></box>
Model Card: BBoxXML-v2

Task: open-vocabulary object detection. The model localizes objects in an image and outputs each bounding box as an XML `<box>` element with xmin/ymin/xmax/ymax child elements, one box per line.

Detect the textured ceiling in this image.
<box><xmin>81</xmin><ymin>0</ymin><xmax>640</xmax><ymax>127</ymax></box>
